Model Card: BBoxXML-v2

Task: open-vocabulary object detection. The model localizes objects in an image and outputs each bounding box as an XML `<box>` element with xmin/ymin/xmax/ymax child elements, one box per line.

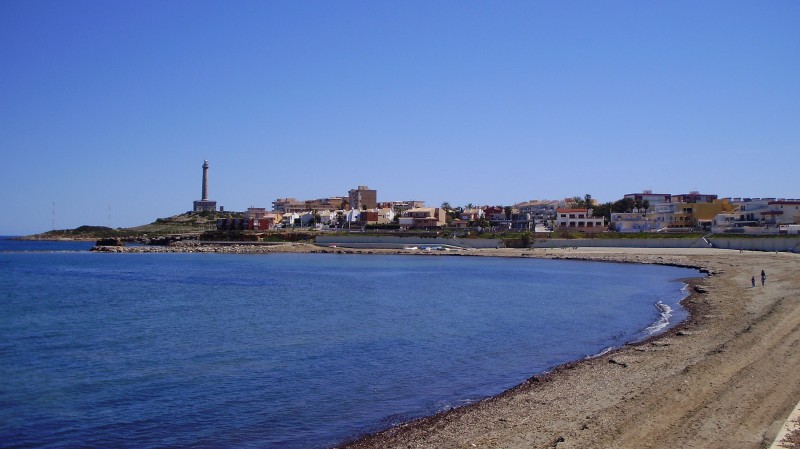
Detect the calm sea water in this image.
<box><xmin>0</xmin><ymin>237</ymin><xmax>699</xmax><ymax>448</ymax></box>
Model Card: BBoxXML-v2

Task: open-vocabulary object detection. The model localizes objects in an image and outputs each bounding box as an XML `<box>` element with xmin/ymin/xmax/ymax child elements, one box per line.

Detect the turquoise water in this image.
<box><xmin>0</xmin><ymin>239</ymin><xmax>698</xmax><ymax>448</ymax></box>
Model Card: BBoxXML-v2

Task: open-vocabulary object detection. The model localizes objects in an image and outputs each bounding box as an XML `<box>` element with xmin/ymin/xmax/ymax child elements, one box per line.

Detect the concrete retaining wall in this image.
<box><xmin>316</xmin><ymin>235</ymin><xmax>504</xmax><ymax>249</ymax></box>
<box><xmin>529</xmin><ymin>238</ymin><xmax>705</xmax><ymax>249</ymax></box>
<box><xmin>531</xmin><ymin>237</ymin><xmax>800</xmax><ymax>252</ymax></box>
<box><xmin>709</xmin><ymin>237</ymin><xmax>800</xmax><ymax>252</ymax></box>
<box><xmin>316</xmin><ymin>235</ymin><xmax>800</xmax><ymax>253</ymax></box>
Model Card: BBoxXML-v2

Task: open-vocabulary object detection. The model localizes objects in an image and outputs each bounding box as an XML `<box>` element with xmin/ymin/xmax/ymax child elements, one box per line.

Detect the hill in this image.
<box><xmin>21</xmin><ymin>211</ymin><xmax>242</xmax><ymax>240</ymax></box>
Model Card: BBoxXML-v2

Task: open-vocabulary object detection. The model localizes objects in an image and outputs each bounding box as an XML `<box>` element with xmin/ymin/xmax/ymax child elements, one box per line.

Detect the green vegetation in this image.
<box><xmin>128</xmin><ymin>211</ymin><xmax>240</xmax><ymax>234</ymax></box>
<box><xmin>32</xmin><ymin>225</ymin><xmax>143</xmax><ymax>240</ymax></box>
<box><xmin>24</xmin><ymin>211</ymin><xmax>241</xmax><ymax>240</ymax></box>
<box><xmin>568</xmin><ymin>194</ymin><xmax>594</xmax><ymax>209</ymax></box>
<box><xmin>567</xmin><ymin>193</ymin><xmax>652</xmax><ymax>222</ymax></box>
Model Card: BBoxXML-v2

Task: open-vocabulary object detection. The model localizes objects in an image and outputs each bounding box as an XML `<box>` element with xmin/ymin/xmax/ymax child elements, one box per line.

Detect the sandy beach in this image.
<box><xmin>100</xmin><ymin>243</ymin><xmax>800</xmax><ymax>448</ymax></box>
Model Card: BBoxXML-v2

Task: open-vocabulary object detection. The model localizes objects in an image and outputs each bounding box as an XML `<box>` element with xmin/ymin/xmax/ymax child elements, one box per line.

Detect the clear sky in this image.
<box><xmin>2</xmin><ymin>1</ymin><xmax>798</xmax><ymax>235</ymax></box>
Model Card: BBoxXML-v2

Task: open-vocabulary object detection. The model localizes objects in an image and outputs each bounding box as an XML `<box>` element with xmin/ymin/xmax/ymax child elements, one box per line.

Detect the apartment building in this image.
<box><xmin>348</xmin><ymin>186</ymin><xmax>377</xmax><ymax>210</ymax></box>
<box><xmin>555</xmin><ymin>208</ymin><xmax>606</xmax><ymax>232</ymax></box>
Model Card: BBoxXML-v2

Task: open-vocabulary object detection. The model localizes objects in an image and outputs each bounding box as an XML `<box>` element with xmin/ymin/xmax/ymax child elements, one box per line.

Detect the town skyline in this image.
<box><xmin>5</xmin><ymin>156</ymin><xmax>800</xmax><ymax>236</ymax></box>
<box><xmin>214</xmin><ymin>177</ymin><xmax>800</xmax><ymax>235</ymax></box>
<box><xmin>3</xmin><ymin>2</ymin><xmax>798</xmax><ymax>235</ymax></box>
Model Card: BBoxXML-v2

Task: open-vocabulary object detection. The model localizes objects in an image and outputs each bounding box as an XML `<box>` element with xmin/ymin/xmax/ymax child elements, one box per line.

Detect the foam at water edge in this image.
<box><xmin>645</xmin><ymin>301</ymin><xmax>672</xmax><ymax>335</ymax></box>
<box><xmin>586</xmin><ymin>346</ymin><xmax>615</xmax><ymax>359</ymax></box>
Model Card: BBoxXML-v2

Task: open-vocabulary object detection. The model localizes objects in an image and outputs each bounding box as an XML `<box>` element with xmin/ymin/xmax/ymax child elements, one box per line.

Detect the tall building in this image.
<box><xmin>348</xmin><ymin>186</ymin><xmax>377</xmax><ymax>210</ymax></box>
<box><xmin>193</xmin><ymin>160</ymin><xmax>217</xmax><ymax>212</ymax></box>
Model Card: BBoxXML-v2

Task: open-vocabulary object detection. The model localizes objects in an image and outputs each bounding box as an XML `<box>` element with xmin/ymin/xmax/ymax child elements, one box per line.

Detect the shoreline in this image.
<box><xmin>339</xmin><ymin>259</ymin><xmax>712</xmax><ymax>449</ymax></box>
<box><xmin>91</xmin><ymin>243</ymin><xmax>800</xmax><ymax>448</ymax></box>
<box><xmin>339</xmin><ymin>248</ymin><xmax>800</xmax><ymax>448</ymax></box>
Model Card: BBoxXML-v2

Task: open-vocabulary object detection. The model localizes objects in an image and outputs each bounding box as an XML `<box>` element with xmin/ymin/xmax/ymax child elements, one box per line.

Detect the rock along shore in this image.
<box><xmin>93</xmin><ymin>242</ymin><xmax>800</xmax><ymax>448</ymax></box>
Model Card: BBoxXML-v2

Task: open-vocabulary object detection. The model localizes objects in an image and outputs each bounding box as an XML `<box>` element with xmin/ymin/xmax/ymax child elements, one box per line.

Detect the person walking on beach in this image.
<box><xmin>761</xmin><ymin>270</ymin><xmax>766</xmax><ymax>286</ymax></box>
<box><xmin>752</xmin><ymin>276</ymin><xmax>756</xmax><ymax>288</ymax></box>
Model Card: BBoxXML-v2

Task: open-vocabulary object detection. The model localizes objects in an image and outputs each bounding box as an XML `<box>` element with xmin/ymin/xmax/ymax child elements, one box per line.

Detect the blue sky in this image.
<box><xmin>2</xmin><ymin>1</ymin><xmax>798</xmax><ymax>235</ymax></box>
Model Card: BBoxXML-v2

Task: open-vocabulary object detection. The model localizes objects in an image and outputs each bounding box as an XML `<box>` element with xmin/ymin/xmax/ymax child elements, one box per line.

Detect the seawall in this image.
<box><xmin>316</xmin><ymin>235</ymin><xmax>800</xmax><ymax>253</ymax></box>
<box><xmin>315</xmin><ymin>235</ymin><xmax>504</xmax><ymax>249</ymax></box>
<box><xmin>531</xmin><ymin>237</ymin><xmax>800</xmax><ymax>252</ymax></box>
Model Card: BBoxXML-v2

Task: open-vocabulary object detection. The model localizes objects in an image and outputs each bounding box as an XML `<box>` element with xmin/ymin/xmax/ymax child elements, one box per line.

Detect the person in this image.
<box><xmin>752</xmin><ymin>276</ymin><xmax>756</xmax><ymax>288</ymax></box>
<box><xmin>761</xmin><ymin>270</ymin><xmax>766</xmax><ymax>286</ymax></box>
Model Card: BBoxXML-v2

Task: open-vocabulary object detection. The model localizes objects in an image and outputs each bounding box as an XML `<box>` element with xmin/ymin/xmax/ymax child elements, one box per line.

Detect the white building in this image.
<box><xmin>779</xmin><ymin>224</ymin><xmax>800</xmax><ymax>234</ymax></box>
<box><xmin>512</xmin><ymin>200</ymin><xmax>563</xmax><ymax>229</ymax></box>
<box><xmin>459</xmin><ymin>208</ymin><xmax>485</xmax><ymax>222</ymax></box>
<box><xmin>731</xmin><ymin>198</ymin><xmax>773</xmax><ymax>221</ymax></box>
<box><xmin>317</xmin><ymin>210</ymin><xmax>337</xmax><ymax>225</ymax></box>
<box><xmin>623</xmin><ymin>190</ymin><xmax>672</xmax><ymax>209</ymax></box>
<box><xmin>766</xmin><ymin>200</ymin><xmax>800</xmax><ymax>226</ymax></box>
<box><xmin>555</xmin><ymin>208</ymin><xmax>606</xmax><ymax>232</ymax></box>
<box><xmin>299</xmin><ymin>212</ymin><xmax>316</xmax><ymax>226</ymax></box>
<box><xmin>712</xmin><ymin>198</ymin><xmax>800</xmax><ymax>234</ymax></box>
<box><xmin>281</xmin><ymin>212</ymin><xmax>300</xmax><ymax>227</ymax></box>
<box><xmin>610</xmin><ymin>212</ymin><xmax>655</xmax><ymax>233</ymax></box>
<box><xmin>652</xmin><ymin>203</ymin><xmax>679</xmax><ymax>229</ymax></box>
<box><xmin>377</xmin><ymin>208</ymin><xmax>395</xmax><ymax>223</ymax></box>
<box><xmin>345</xmin><ymin>209</ymin><xmax>360</xmax><ymax>223</ymax></box>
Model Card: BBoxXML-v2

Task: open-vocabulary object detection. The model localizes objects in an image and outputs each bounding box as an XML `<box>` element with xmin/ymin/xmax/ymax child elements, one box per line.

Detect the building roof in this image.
<box><xmin>624</xmin><ymin>192</ymin><xmax>671</xmax><ymax>197</ymax></box>
<box><xmin>514</xmin><ymin>200</ymin><xmax>562</xmax><ymax>207</ymax></box>
<box><xmin>769</xmin><ymin>200</ymin><xmax>800</xmax><ymax>205</ymax></box>
<box><xmin>557</xmin><ymin>208</ymin><xmax>590</xmax><ymax>213</ymax></box>
<box><xmin>406</xmin><ymin>207</ymin><xmax>436</xmax><ymax>213</ymax></box>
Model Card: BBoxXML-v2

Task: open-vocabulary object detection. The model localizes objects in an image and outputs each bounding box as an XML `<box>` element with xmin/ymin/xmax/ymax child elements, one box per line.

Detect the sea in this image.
<box><xmin>0</xmin><ymin>237</ymin><xmax>700</xmax><ymax>448</ymax></box>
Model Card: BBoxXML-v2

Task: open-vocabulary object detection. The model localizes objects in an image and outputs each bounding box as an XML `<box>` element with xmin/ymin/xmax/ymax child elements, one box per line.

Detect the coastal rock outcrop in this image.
<box><xmin>95</xmin><ymin>237</ymin><xmax>123</xmax><ymax>247</ymax></box>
